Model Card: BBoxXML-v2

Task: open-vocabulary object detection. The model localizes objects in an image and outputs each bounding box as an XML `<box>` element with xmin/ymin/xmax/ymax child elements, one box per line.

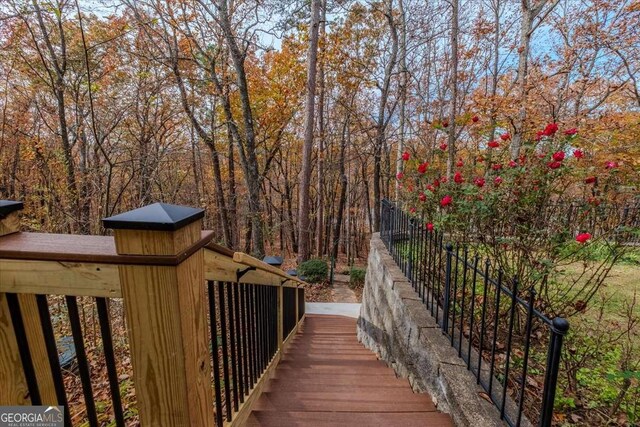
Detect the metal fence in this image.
<box><xmin>380</xmin><ymin>199</ymin><xmax>569</xmax><ymax>427</ymax></box>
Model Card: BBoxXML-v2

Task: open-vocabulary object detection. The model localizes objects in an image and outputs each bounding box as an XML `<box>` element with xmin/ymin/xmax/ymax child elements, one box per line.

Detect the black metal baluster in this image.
<box><xmin>458</xmin><ymin>247</ymin><xmax>469</xmax><ymax>359</ymax></box>
<box><xmin>5</xmin><ymin>293</ymin><xmax>41</xmax><ymax>405</ymax></box>
<box><xmin>226</xmin><ymin>283</ymin><xmax>239</xmax><ymax>411</ymax></box>
<box><xmin>217</xmin><ymin>282</ymin><xmax>232</xmax><ymax>421</ymax></box>
<box><xmin>451</xmin><ymin>246</ymin><xmax>460</xmax><ymax>344</ymax></box>
<box><xmin>516</xmin><ymin>288</ymin><xmax>536</xmax><ymax>427</ymax></box>
<box><xmin>488</xmin><ymin>271</ymin><xmax>503</xmax><ymax>397</ymax></box>
<box><xmin>501</xmin><ymin>278</ymin><xmax>519</xmax><ymax>420</ymax></box>
<box><xmin>247</xmin><ymin>284</ymin><xmax>256</xmax><ymax>385</ymax></box>
<box><xmin>467</xmin><ymin>256</ymin><xmax>479</xmax><ymax>370</ymax></box>
<box><xmin>540</xmin><ymin>318</ymin><xmax>569</xmax><ymax>427</ymax></box>
<box><xmin>477</xmin><ymin>260</ymin><xmax>491</xmax><ymax>385</ymax></box>
<box><xmin>256</xmin><ymin>286</ymin><xmax>264</xmax><ymax>374</ymax></box>
<box><xmin>232</xmin><ymin>284</ymin><xmax>244</xmax><ymax>403</ymax></box>
<box><xmin>95</xmin><ymin>298</ymin><xmax>125</xmax><ymax>427</ymax></box>
<box><xmin>240</xmin><ymin>284</ymin><xmax>250</xmax><ymax>395</ymax></box>
<box><xmin>66</xmin><ymin>296</ymin><xmax>98</xmax><ymax>427</ymax></box>
<box><xmin>36</xmin><ymin>295</ymin><xmax>71</xmax><ymax>426</ymax></box>
<box><xmin>207</xmin><ymin>282</ymin><xmax>224</xmax><ymax>427</ymax></box>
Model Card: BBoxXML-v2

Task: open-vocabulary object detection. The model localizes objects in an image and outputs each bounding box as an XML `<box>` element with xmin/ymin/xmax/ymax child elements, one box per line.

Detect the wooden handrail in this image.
<box><xmin>232</xmin><ymin>252</ymin><xmax>305</xmax><ymax>286</ymax></box>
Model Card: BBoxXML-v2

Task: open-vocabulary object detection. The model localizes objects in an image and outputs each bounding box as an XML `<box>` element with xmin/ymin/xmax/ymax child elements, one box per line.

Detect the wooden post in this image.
<box><xmin>0</xmin><ymin>200</ymin><xmax>57</xmax><ymax>405</ymax></box>
<box><xmin>104</xmin><ymin>203</ymin><xmax>214</xmax><ymax>426</ymax></box>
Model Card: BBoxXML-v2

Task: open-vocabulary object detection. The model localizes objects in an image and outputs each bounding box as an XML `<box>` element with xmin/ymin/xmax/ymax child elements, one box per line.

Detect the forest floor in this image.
<box><xmin>304</xmin><ymin>271</ymin><xmax>364</xmax><ymax>303</ymax></box>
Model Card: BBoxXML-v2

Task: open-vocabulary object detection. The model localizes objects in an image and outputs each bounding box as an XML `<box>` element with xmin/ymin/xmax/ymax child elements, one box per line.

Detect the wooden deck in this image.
<box><xmin>247</xmin><ymin>314</ymin><xmax>454</xmax><ymax>426</ymax></box>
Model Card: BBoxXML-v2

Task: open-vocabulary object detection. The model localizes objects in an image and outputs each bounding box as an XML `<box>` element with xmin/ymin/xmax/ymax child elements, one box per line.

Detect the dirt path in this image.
<box><xmin>330</xmin><ymin>274</ymin><xmax>358</xmax><ymax>303</ymax></box>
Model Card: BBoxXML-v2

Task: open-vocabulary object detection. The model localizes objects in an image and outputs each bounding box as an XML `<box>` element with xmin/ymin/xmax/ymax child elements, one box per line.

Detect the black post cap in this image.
<box><xmin>263</xmin><ymin>256</ymin><xmax>284</xmax><ymax>267</ymax></box>
<box><xmin>0</xmin><ymin>200</ymin><xmax>24</xmax><ymax>218</ymax></box>
<box><xmin>102</xmin><ymin>203</ymin><xmax>204</xmax><ymax>231</ymax></box>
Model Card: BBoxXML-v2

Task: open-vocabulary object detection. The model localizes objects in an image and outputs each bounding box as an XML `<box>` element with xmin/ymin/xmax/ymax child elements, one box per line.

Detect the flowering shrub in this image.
<box><xmin>398</xmin><ymin>120</ymin><xmax>638</xmax><ymax>316</ymax></box>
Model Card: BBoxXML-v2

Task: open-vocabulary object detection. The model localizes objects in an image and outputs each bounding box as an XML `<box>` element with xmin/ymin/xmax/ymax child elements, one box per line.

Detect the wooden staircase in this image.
<box><xmin>246</xmin><ymin>314</ymin><xmax>453</xmax><ymax>426</ymax></box>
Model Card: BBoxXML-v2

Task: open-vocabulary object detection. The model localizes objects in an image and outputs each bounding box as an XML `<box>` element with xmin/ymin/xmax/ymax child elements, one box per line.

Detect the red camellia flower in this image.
<box><xmin>474</xmin><ymin>177</ymin><xmax>485</xmax><ymax>187</ymax></box>
<box><xmin>440</xmin><ymin>195</ymin><xmax>453</xmax><ymax>207</ymax></box>
<box><xmin>564</xmin><ymin>128</ymin><xmax>578</xmax><ymax>136</ymax></box>
<box><xmin>472</xmin><ymin>115</ymin><xmax>479</xmax><ymax>123</ymax></box>
<box><xmin>442</xmin><ymin>120</ymin><xmax>449</xmax><ymax>128</ymax></box>
<box><xmin>439</xmin><ymin>142</ymin><xmax>448</xmax><ymax>151</ymax></box>
<box><xmin>576</xmin><ymin>233</ymin><xmax>591</xmax><ymax>244</ymax></box>
<box><xmin>605</xmin><ymin>161</ymin><xmax>619</xmax><ymax>169</ymax></box>
<box><xmin>508</xmin><ymin>160</ymin><xmax>518</xmax><ymax>168</ymax></box>
<box><xmin>396</xmin><ymin>172</ymin><xmax>404</xmax><ymax>180</ymax></box>
<box><xmin>492</xmin><ymin>163</ymin><xmax>502</xmax><ymax>171</ymax></box>
<box><xmin>402</xmin><ymin>151</ymin><xmax>410</xmax><ymax>161</ymax></box>
<box><xmin>454</xmin><ymin>172</ymin><xmax>464</xmax><ymax>184</ymax></box>
<box><xmin>409</xmin><ymin>207</ymin><xmax>417</xmax><ymax>214</ymax></box>
<box><xmin>426</xmin><ymin>184</ymin><xmax>435</xmax><ymax>192</ymax></box>
<box><xmin>440</xmin><ymin>176</ymin><xmax>448</xmax><ymax>183</ymax></box>
<box><xmin>548</xmin><ymin>161</ymin><xmax>562</xmax><ymax>169</ymax></box>
<box><xmin>535</xmin><ymin>131</ymin><xmax>544</xmax><ymax>141</ymax></box>
<box><xmin>426</xmin><ymin>223</ymin><xmax>434</xmax><ymax>232</ymax></box>
<box><xmin>456</xmin><ymin>159</ymin><xmax>464</xmax><ymax>167</ymax></box>
<box><xmin>542</xmin><ymin>123</ymin><xmax>559</xmax><ymax>136</ymax></box>
<box><xmin>552</xmin><ymin>151</ymin><xmax>565</xmax><ymax>161</ymax></box>
<box><xmin>418</xmin><ymin>162</ymin><xmax>428</xmax><ymax>174</ymax></box>
<box><xmin>585</xmin><ymin>176</ymin><xmax>597</xmax><ymax>184</ymax></box>
<box><xmin>488</xmin><ymin>140</ymin><xmax>500</xmax><ymax>148</ymax></box>
<box><xmin>419</xmin><ymin>192</ymin><xmax>427</xmax><ymax>202</ymax></box>
<box><xmin>494</xmin><ymin>176</ymin><xmax>503</xmax><ymax>185</ymax></box>
<box><xmin>573</xmin><ymin>149</ymin><xmax>584</xmax><ymax>159</ymax></box>
<box><xmin>500</xmin><ymin>133</ymin><xmax>511</xmax><ymax>141</ymax></box>
<box><xmin>433</xmin><ymin>179</ymin><xmax>440</xmax><ymax>188</ymax></box>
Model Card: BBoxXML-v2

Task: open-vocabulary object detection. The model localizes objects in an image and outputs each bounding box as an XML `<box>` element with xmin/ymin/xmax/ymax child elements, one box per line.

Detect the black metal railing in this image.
<box><xmin>6</xmin><ymin>294</ymin><xmax>128</xmax><ymax>426</ymax></box>
<box><xmin>207</xmin><ymin>281</ymin><xmax>280</xmax><ymax>426</ymax></box>
<box><xmin>380</xmin><ymin>199</ymin><xmax>569</xmax><ymax>427</ymax></box>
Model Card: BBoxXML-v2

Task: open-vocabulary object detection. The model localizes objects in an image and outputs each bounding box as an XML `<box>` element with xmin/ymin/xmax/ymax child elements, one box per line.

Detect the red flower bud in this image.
<box><xmin>419</xmin><ymin>192</ymin><xmax>427</xmax><ymax>202</ymax></box>
<box><xmin>439</xmin><ymin>142</ymin><xmax>448</xmax><ymax>151</ymax></box>
<box><xmin>426</xmin><ymin>222</ymin><xmax>434</xmax><ymax>231</ymax></box>
<box><xmin>585</xmin><ymin>176</ymin><xmax>596</xmax><ymax>184</ymax></box>
<box><xmin>409</xmin><ymin>207</ymin><xmax>417</xmax><ymax>214</ymax></box>
<box><xmin>426</xmin><ymin>184</ymin><xmax>435</xmax><ymax>192</ymax></box>
<box><xmin>548</xmin><ymin>161</ymin><xmax>562</xmax><ymax>169</ymax></box>
<box><xmin>508</xmin><ymin>160</ymin><xmax>517</xmax><ymax>168</ymax></box>
<box><xmin>396</xmin><ymin>172</ymin><xmax>404</xmax><ymax>180</ymax></box>
<box><xmin>542</xmin><ymin>123</ymin><xmax>559</xmax><ymax>136</ymax></box>
<box><xmin>433</xmin><ymin>179</ymin><xmax>440</xmax><ymax>188</ymax></box>
<box><xmin>552</xmin><ymin>151</ymin><xmax>565</xmax><ymax>161</ymax></box>
<box><xmin>472</xmin><ymin>115</ymin><xmax>479</xmax><ymax>123</ymax></box>
<box><xmin>605</xmin><ymin>161</ymin><xmax>619</xmax><ymax>169</ymax></box>
<box><xmin>564</xmin><ymin>128</ymin><xmax>578</xmax><ymax>136</ymax></box>
<box><xmin>474</xmin><ymin>177</ymin><xmax>485</xmax><ymax>188</ymax></box>
<box><xmin>440</xmin><ymin>195</ymin><xmax>453</xmax><ymax>207</ymax></box>
<box><xmin>576</xmin><ymin>233</ymin><xmax>591</xmax><ymax>244</ymax></box>
<box><xmin>573</xmin><ymin>149</ymin><xmax>584</xmax><ymax>159</ymax></box>
<box><xmin>442</xmin><ymin>120</ymin><xmax>449</xmax><ymax>128</ymax></box>
<box><xmin>402</xmin><ymin>151</ymin><xmax>410</xmax><ymax>161</ymax></box>
<box><xmin>418</xmin><ymin>162</ymin><xmax>428</xmax><ymax>174</ymax></box>
<box><xmin>494</xmin><ymin>176</ymin><xmax>503</xmax><ymax>185</ymax></box>
<box><xmin>492</xmin><ymin>163</ymin><xmax>502</xmax><ymax>171</ymax></box>
<box><xmin>454</xmin><ymin>172</ymin><xmax>464</xmax><ymax>184</ymax></box>
<box><xmin>500</xmin><ymin>133</ymin><xmax>511</xmax><ymax>141</ymax></box>
<box><xmin>488</xmin><ymin>140</ymin><xmax>500</xmax><ymax>148</ymax></box>
<box><xmin>456</xmin><ymin>159</ymin><xmax>464</xmax><ymax>167</ymax></box>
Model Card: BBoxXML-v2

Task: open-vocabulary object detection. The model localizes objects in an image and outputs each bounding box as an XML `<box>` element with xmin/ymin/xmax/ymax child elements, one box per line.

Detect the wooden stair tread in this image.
<box><xmin>246</xmin><ymin>315</ymin><xmax>453</xmax><ymax>426</ymax></box>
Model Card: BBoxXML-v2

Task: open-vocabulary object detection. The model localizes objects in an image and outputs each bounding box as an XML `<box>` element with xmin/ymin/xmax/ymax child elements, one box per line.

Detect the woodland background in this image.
<box><xmin>0</xmin><ymin>0</ymin><xmax>639</xmax><ymax>260</ymax></box>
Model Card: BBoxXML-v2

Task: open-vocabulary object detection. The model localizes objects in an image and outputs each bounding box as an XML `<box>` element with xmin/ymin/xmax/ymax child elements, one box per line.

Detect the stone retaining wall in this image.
<box><xmin>357</xmin><ymin>233</ymin><xmax>504</xmax><ymax>427</ymax></box>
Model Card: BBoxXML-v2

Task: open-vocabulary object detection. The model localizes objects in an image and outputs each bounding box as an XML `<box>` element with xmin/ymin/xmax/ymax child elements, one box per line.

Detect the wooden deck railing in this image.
<box><xmin>0</xmin><ymin>200</ymin><xmax>306</xmax><ymax>426</ymax></box>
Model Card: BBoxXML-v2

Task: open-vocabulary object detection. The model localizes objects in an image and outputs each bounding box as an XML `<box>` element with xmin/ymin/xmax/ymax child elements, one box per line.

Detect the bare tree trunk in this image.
<box><xmin>373</xmin><ymin>0</ymin><xmax>399</xmax><ymax>231</ymax></box>
<box><xmin>395</xmin><ymin>0</ymin><xmax>408</xmax><ymax>201</ymax></box>
<box><xmin>446</xmin><ymin>0</ymin><xmax>459</xmax><ymax>179</ymax></box>
<box><xmin>315</xmin><ymin>0</ymin><xmax>327</xmax><ymax>257</ymax></box>
<box><xmin>298</xmin><ymin>0</ymin><xmax>321</xmax><ymax>262</ymax></box>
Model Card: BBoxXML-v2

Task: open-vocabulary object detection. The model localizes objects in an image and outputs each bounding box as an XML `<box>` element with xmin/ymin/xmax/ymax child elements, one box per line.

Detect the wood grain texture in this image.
<box><xmin>0</xmin><ymin>260</ymin><xmax>120</xmax><ymax>298</ymax></box>
<box><xmin>114</xmin><ymin>221</ymin><xmax>201</xmax><ymax>256</ymax></box>
<box><xmin>232</xmin><ymin>253</ymin><xmax>305</xmax><ymax>285</ymax></box>
<box><xmin>0</xmin><ymin>212</ymin><xmax>20</xmax><ymax>236</ymax></box>
<box><xmin>204</xmin><ymin>249</ymin><xmax>299</xmax><ymax>288</ymax></box>
<box><xmin>115</xmin><ymin>219</ymin><xmax>213</xmax><ymax>427</ymax></box>
<box><xmin>0</xmin><ymin>292</ymin><xmax>29</xmax><ymax>404</ymax></box>
<box><xmin>17</xmin><ymin>294</ymin><xmax>57</xmax><ymax>404</ymax></box>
